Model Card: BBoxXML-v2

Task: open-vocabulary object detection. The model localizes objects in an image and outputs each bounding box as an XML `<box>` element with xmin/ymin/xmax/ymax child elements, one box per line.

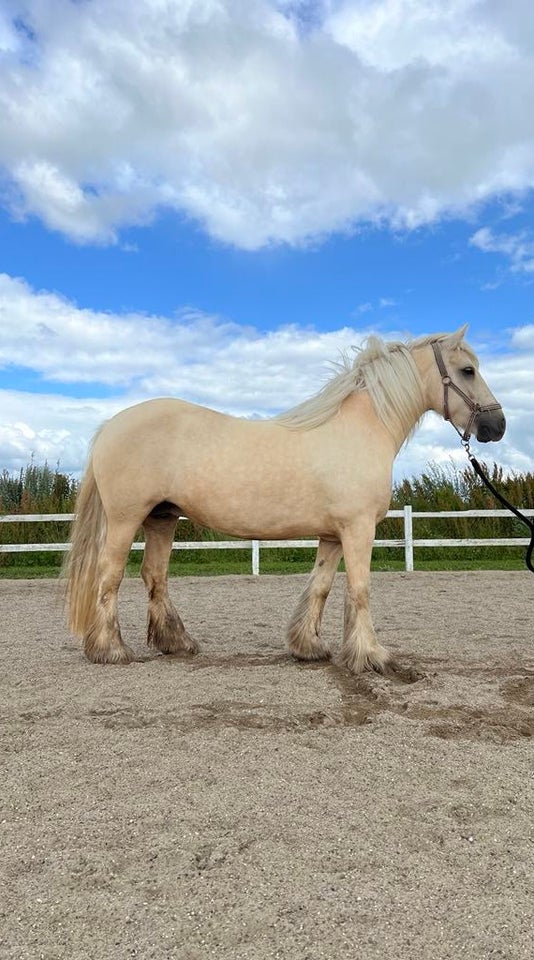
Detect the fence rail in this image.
<box><xmin>2</xmin><ymin>507</ymin><xmax>533</xmax><ymax>573</ymax></box>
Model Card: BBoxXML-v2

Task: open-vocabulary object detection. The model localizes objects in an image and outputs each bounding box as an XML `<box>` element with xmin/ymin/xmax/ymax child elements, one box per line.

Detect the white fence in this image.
<box><xmin>1</xmin><ymin>507</ymin><xmax>533</xmax><ymax>573</ymax></box>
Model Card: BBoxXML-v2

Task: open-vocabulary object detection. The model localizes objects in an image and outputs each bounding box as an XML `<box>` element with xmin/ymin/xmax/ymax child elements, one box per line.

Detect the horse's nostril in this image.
<box><xmin>476</xmin><ymin>410</ymin><xmax>506</xmax><ymax>442</ymax></box>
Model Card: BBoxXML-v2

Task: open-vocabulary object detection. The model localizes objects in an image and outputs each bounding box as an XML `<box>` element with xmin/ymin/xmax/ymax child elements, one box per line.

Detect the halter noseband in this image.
<box><xmin>431</xmin><ymin>340</ymin><xmax>501</xmax><ymax>442</ymax></box>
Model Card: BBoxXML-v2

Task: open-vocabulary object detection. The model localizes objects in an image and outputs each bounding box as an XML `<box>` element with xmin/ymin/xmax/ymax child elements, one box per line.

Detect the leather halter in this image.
<box><xmin>431</xmin><ymin>340</ymin><xmax>501</xmax><ymax>441</ymax></box>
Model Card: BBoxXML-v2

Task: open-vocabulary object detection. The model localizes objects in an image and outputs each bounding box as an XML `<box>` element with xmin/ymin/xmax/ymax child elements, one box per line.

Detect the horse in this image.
<box><xmin>65</xmin><ymin>324</ymin><xmax>505</xmax><ymax>672</ymax></box>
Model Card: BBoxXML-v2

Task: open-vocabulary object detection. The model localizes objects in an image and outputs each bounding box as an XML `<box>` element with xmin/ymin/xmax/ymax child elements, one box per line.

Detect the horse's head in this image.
<box><xmin>427</xmin><ymin>325</ymin><xmax>506</xmax><ymax>443</ymax></box>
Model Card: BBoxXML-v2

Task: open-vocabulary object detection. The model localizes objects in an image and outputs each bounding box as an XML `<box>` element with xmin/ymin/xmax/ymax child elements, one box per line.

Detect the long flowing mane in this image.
<box><xmin>274</xmin><ymin>331</ymin><xmax>476</xmax><ymax>440</ymax></box>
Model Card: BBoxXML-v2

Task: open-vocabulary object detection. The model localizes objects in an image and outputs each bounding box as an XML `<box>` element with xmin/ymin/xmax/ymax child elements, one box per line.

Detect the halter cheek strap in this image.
<box><xmin>431</xmin><ymin>341</ymin><xmax>501</xmax><ymax>441</ymax></box>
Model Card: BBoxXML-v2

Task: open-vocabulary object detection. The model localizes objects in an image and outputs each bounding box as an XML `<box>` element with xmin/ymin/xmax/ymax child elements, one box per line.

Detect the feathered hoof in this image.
<box><xmin>287</xmin><ymin>634</ymin><xmax>331</xmax><ymax>662</ymax></box>
<box><xmin>147</xmin><ymin>619</ymin><xmax>199</xmax><ymax>655</ymax></box>
<box><xmin>147</xmin><ymin>602</ymin><xmax>199</xmax><ymax>656</ymax></box>
<box><xmin>84</xmin><ymin>640</ymin><xmax>136</xmax><ymax>665</ymax></box>
<box><xmin>338</xmin><ymin>643</ymin><xmax>390</xmax><ymax>676</ymax></box>
<box><xmin>150</xmin><ymin>631</ymin><xmax>200</xmax><ymax>656</ymax></box>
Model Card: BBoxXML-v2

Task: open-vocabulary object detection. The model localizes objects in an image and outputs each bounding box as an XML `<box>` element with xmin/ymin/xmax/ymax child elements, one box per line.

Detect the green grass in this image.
<box><xmin>0</xmin><ymin>546</ymin><xmax>528</xmax><ymax>578</ymax></box>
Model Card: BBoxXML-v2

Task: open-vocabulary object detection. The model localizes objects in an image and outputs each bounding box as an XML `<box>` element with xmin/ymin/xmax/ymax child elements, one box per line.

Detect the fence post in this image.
<box><xmin>252</xmin><ymin>540</ymin><xmax>260</xmax><ymax>576</ymax></box>
<box><xmin>404</xmin><ymin>504</ymin><xmax>414</xmax><ymax>571</ymax></box>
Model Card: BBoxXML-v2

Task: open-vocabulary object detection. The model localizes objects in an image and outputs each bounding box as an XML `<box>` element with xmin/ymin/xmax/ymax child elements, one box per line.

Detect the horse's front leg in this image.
<box><xmin>340</xmin><ymin>521</ymin><xmax>389</xmax><ymax>674</ymax></box>
<box><xmin>287</xmin><ymin>537</ymin><xmax>343</xmax><ymax>661</ymax></box>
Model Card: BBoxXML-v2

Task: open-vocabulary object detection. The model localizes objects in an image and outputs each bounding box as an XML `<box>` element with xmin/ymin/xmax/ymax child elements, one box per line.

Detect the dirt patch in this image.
<box><xmin>1</xmin><ymin>571</ymin><xmax>534</xmax><ymax>959</ymax></box>
<box><xmin>500</xmin><ymin>674</ymin><xmax>534</xmax><ymax>706</ymax></box>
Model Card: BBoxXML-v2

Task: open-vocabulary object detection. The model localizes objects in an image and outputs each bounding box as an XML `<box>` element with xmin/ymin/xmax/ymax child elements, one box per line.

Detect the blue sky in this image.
<box><xmin>1</xmin><ymin>0</ymin><xmax>534</xmax><ymax>479</ymax></box>
<box><xmin>2</xmin><ymin>202</ymin><xmax>531</xmax><ymax>340</ymax></box>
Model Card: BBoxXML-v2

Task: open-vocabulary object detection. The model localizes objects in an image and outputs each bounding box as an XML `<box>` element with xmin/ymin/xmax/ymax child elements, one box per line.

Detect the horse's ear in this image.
<box><xmin>448</xmin><ymin>323</ymin><xmax>469</xmax><ymax>348</ymax></box>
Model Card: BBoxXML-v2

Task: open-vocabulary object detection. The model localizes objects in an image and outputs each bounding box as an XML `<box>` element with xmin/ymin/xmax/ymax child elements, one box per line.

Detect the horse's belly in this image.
<box><xmin>186</xmin><ymin>510</ymin><xmax>329</xmax><ymax>541</ymax></box>
<box><xmin>178</xmin><ymin>491</ymin><xmax>330</xmax><ymax>540</ymax></box>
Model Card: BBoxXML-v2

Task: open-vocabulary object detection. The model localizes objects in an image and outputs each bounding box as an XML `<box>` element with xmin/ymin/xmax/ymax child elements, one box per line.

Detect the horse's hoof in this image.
<box><xmin>288</xmin><ymin>640</ymin><xmax>331</xmax><ymax>662</ymax></box>
<box><xmin>84</xmin><ymin>643</ymin><xmax>136</xmax><ymax>665</ymax></box>
<box><xmin>338</xmin><ymin>645</ymin><xmax>390</xmax><ymax>676</ymax></box>
<box><xmin>148</xmin><ymin>630</ymin><xmax>199</xmax><ymax>655</ymax></box>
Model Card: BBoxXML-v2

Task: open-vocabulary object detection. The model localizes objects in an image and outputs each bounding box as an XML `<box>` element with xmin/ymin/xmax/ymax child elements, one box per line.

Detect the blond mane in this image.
<box><xmin>274</xmin><ymin>332</ymin><xmax>476</xmax><ymax>440</ymax></box>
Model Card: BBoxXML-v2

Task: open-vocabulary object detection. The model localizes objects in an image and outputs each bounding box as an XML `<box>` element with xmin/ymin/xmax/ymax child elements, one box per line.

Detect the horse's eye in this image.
<box><xmin>462</xmin><ymin>366</ymin><xmax>475</xmax><ymax>377</ymax></box>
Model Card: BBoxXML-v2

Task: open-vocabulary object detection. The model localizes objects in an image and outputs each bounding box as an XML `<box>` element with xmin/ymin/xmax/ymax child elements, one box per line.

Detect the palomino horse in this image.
<box><xmin>66</xmin><ymin>325</ymin><xmax>505</xmax><ymax>672</ymax></box>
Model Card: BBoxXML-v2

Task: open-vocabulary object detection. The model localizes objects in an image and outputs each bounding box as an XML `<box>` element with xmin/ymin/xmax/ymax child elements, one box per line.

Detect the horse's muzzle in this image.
<box><xmin>475</xmin><ymin>410</ymin><xmax>506</xmax><ymax>443</ymax></box>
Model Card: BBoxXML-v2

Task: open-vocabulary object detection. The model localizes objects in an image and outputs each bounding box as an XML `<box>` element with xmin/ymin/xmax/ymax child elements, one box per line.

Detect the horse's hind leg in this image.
<box><xmin>287</xmin><ymin>538</ymin><xmax>343</xmax><ymax>661</ymax></box>
<box><xmin>85</xmin><ymin>518</ymin><xmax>137</xmax><ymax>664</ymax></box>
<box><xmin>141</xmin><ymin>514</ymin><xmax>198</xmax><ymax>655</ymax></box>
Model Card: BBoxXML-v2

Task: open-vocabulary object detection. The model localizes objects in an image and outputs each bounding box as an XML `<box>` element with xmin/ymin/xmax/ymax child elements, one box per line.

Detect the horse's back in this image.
<box><xmin>101</xmin><ymin>397</ymin><xmax>224</xmax><ymax>437</ymax></box>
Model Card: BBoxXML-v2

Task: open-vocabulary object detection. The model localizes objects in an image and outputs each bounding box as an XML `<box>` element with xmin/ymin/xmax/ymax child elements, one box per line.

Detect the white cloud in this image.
<box><xmin>511</xmin><ymin>324</ymin><xmax>534</xmax><ymax>349</ymax></box>
<box><xmin>1</xmin><ymin>0</ymin><xmax>534</xmax><ymax>247</ymax></box>
<box><xmin>326</xmin><ymin>0</ymin><xmax>514</xmax><ymax>71</ymax></box>
<box><xmin>470</xmin><ymin>227</ymin><xmax>534</xmax><ymax>274</ymax></box>
<box><xmin>0</xmin><ymin>272</ymin><xmax>533</xmax><ymax>479</ymax></box>
<box><xmin>0</xmin><ymin>392</ymin><xmax>113</xmax><ymax>476</ymax></box>
<box><xmin>0</xmin><ymin>273</ymin><xmax>248</xmax><ymax>387</ymax></box>
<box><xmin>0</xmin><ymin>273</ymin><xmax>359</xmax><ymax>403</ymax></box>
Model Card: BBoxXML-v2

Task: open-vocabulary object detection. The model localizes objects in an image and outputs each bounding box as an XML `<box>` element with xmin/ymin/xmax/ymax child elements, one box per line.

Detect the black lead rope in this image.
<box><xmin>465</xmin><ymin>445</ymin><xmax>534</xmax><ymax>574</ymax></box>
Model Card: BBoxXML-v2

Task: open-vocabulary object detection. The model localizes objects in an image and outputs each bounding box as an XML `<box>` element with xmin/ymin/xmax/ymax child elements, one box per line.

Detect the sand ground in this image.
<box><xmin>1</xmin><ymin>571</ymin><xmax>533</xmax><ymax>960</ymax></box>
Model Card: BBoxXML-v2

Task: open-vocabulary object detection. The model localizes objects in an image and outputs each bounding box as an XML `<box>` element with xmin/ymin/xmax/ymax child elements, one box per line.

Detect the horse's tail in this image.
<box><xmin>64</xmin><ymin>456</ymin><xmax>106</xmax><ymax>639</ymax></box>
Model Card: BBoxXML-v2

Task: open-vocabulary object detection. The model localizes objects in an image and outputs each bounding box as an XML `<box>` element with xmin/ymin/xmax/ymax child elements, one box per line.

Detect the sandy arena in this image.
<box><xmin>1</xmin><ymin>570</ymin><xmax>533</xmax><ymax>960</ymax></box>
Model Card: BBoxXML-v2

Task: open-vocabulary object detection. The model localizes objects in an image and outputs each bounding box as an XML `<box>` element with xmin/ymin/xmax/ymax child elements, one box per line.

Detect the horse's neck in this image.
<box><xmin>339</xmin><ymin>392</ymin><xmax>402</xmax><ymax>455</ymax></box>
<box><xmin>341</xmin><ymin>375</ymin><xmax>428</xmax><ymax>455</ymax></box>
<box><xmin>411</xmin><ymin>344</ymin><xmax>440</xmax><ymax>418</ymax></box>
